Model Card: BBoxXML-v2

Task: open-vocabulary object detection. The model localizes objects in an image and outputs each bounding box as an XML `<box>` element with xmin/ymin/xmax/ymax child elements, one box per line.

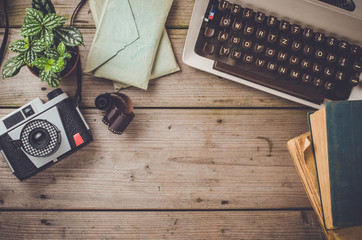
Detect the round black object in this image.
<box><xmin>47</xmin><ymin>88</ymin><xmax>63</xmax><ymax>100</ymax></box>
<box><xmin>20</xmin><ymin>120</ymin><xmax>61</xmax><ymax>157</ymax></box>
<box><xmin>95</xmin><ymin>93</ymin><xmax>112</xmax><ymax>111</ymax></box>
<box><xmin>29</xmin><ymin>128</ymin><xmax>50</xmax><ymax>149</ymax></box>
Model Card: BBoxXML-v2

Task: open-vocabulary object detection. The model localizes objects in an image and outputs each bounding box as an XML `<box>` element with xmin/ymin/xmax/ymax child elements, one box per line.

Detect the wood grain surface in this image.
<box><xmin>0</xmin><ymin>211</ymin><xmax>324</xmax><ymax>240</ymax></box>
<box><xmin>0</xmin><ymin>0</ymin><xmax>324</xmax><ymax>239</ymax></box>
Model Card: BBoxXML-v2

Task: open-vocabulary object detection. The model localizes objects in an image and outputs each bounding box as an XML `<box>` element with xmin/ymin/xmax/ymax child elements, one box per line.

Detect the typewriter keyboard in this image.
<box><xmin>195</xmin><ymin>0</ymin><xmax>362</xmax><ymax>104</ymax></box>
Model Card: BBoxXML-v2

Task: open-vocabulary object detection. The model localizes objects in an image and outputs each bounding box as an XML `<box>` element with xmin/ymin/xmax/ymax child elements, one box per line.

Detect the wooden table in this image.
<box><xmin>0</xmin><ymin>1</ymin><xmax>326</xmax><ymax>239</ymax></box>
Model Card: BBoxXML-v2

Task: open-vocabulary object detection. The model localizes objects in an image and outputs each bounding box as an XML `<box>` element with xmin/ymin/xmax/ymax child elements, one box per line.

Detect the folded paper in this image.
<box><xmin>85</xmin><ymin>0</ymin><xmax>179</xmax><ymax>90</ymax></box>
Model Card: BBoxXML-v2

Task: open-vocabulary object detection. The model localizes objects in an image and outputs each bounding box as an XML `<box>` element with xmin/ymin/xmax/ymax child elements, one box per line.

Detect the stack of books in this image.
<box><xmin>287</xmin><ymin>100</ymin><xmax>362</xmax><ymax>240</ymax></box>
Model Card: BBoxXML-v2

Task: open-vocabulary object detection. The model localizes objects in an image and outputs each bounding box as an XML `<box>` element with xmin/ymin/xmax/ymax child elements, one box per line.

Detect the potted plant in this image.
<box><xmin>1</xmin><ymin>0</ymin><xmax>84</xmax><ymax>88</ymax></box>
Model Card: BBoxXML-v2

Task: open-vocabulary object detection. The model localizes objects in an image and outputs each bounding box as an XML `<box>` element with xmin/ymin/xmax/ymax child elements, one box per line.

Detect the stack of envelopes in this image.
<box><xmin>85</xmin><ymin>0</ymin><xmax>180</xmax><ymax>90</ymax></box>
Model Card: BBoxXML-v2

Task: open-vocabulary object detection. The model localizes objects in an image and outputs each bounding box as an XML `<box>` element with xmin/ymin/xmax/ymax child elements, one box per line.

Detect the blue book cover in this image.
<box><xmin>308</xmin><ymin>100</ymin><xmax>362</xmax><ymax>229</ymax></box>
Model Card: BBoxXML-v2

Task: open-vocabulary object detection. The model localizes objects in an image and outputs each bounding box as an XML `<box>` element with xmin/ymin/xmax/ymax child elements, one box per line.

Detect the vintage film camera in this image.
<box><xmin>0</xmin><ymin>89</ymin><xmax>92</xmax><ymax>181</ymax></box>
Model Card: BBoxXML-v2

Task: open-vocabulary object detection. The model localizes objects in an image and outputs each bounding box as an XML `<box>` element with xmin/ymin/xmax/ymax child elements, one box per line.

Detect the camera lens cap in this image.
<box><xmin>95</xmin><ymin>93</ymin><xmax>112</xmax><ymax>111</ymax></box>
<box><xmin>47</xmin><ymin>88</ymin><xmax>63</xmax><ymax>100</ymax></box>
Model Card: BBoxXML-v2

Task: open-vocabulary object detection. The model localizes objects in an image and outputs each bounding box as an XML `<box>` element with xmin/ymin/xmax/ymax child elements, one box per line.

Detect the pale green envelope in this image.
<box><xmin>85</xmin><ymin>0</ymin><xmax>180</xmax><ymax>90</ymax></box>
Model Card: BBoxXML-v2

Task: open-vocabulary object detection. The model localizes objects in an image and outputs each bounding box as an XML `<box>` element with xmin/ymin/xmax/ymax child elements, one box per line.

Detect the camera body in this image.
<box><xmin>0</xmin><ymin>89</ymin><xmax>92</xmax><ymax>181</ymax></box>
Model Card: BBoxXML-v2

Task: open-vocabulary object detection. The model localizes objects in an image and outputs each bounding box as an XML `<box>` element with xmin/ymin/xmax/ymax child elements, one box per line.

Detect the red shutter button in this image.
<box><xmin>73</xmin><ymin>133</ymin><xmax>84</xmax><ymax>146</ymax></box>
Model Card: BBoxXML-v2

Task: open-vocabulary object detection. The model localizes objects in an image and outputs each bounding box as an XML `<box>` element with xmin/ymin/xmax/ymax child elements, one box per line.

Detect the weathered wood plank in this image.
<box><xmin>0</xmin><ymin>210</ymin><xmax>325</xmax><ymax>240</ymax></box>
<box><xmin>0</xmin><ymin>29</ymin><xmax>301</xmax><ymax>108</ymax></box>
<box><xmin>0</xmin><ymin>0</ymin><xmax>194</xmax><ymax>28</ymax></box>
<box><xmin>0</xmin><ymin>108</ymin><xmax>310</xmax><ymax>209</ymax></box>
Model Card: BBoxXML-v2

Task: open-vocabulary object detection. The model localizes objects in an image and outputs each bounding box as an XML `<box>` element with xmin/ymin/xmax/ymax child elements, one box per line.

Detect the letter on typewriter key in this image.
<box><xmin>218</xmin><ymin>31</ymin><xmax>229</xmax><ymax>42</ymax></box>
<box><xmin>232</xmin><ymin>20</ymin><xmax>243</xmax><ymax>31</ymax></box>
<box><xmin>242</xmin><ymin>39</ymin><xmax>252</xmax><ymax>50</ymax></box>
<box><xmin>243</xmin><ymin>54</ymin><xmax>254</xmax><ymax>63</ymax></box>
<box><xmin>278</xmin><ymin>66</ymin><xmax>288</xmax><ymax>76</ymax></box>
<box><xmin>256</xmin><ymin>29</ymin><xmax>266</xmax><ymax>39</ymax></box>
<box><xmin>290</xmin><ymin>70</ymin><xmax>301</xmax><ymax>79</ymax></box>
<box><xmin>267</xmin><ymin>62</ymin><xmax>277</xmax><ymax>72</ymax></box>
<box><xmin>312</xmin><ymin>63</ymin><xmax>322</xmax><ymax>73</ymax></box>
<box><xmin>220</xmin><ymin>16</ymin><xmax>231</xmax><ymax>28</ymax></box>
<box><xmin>327</xmin><ymin>53</ymin><xmax>337</xmax><ymax>63</ymax></box>
<box><xmin>338</xmin><ymin>41</ymin><xmax>349</xmax><ymax>51</ymax></box>
<box><xmin>291</xmin><ymin>41</ymin><xmax>302</xmax><ymax>51</ymax></box>
<box><xmin>244</xmin><ymin>25</ymin><xmax>254</xmax><ymax>35</ymax></box>
<box><xmin>255</xmin><ymin>58</ymin><xmax>266</xmax><ymax>68</ymax></box>
<box><xmin>219</xmin><ymin>46</ymin><xmax>231</xmax><ymax>56</ymax></box>
<box><xmin>266</xmin><ymin>48</ymin><xmax>276</xmax><ymax>58</ymax></box>
<box><xmin>279</xmin><ymin>37</ymin><xmax>290</xmax><ymax>47</ymax></box>
<box><xmin>267</xmin><ymin>33</ymin><xmax>278</xmax><ymax>44</ymax></box>
<box><xmin>277</xmin><ymin>52</ymin><xmax>288</xmax><ymax>61</ymax></box>
<box><xmin>303</xmin><ymin>45</ymin><xmax>313</xmax><ymax>56</ymax></box>
<box><xmin>301</xmin><ymin>59</ymin><xmax>311</xmax><ymax>70</ymax></box>
<box><xmin>315</xmin><ymin>49</ymin><xmax>326</xmax><ymax>59</ymax></box>
<box><xmin>231</xmin><ymin>35</ymin><xmax>241</xmax><ymax>45</ymax></box>
<box><xmin>254</xmin><ymin>44</ymin><xmax>264</xmax><ymax>54</ymax></box>
<box><xmin>231</xmin><ymin>49</ymin><xmax>242</xmax><ymax>60</ymax></box>
<box><xmin>203</xmin><ymin>42</ymin><xmax>215</xmax><ymax>55</ymax></box>
<box><xmin>289</xmin><ymin>56</ymin><xmax>300</xmax><ymax>65</ymax></box>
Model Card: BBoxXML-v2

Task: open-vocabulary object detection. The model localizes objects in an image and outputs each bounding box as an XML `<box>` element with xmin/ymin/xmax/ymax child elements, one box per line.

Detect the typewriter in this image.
<box><xmin>183</xmin><ymin>0</ymin><xmax>362</xmax><ymax>108</ymax></box>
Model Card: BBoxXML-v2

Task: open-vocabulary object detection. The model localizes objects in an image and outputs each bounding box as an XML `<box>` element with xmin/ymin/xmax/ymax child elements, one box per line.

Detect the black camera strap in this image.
<box><xmin>0</xmin><ymin>0</ymin><xmax>9</xmax><ymax>67</ymax></box>
<box><xmin>70</xmin><ymin>0</ymin><xmax>87</xmax><ymax>106</ymax></box>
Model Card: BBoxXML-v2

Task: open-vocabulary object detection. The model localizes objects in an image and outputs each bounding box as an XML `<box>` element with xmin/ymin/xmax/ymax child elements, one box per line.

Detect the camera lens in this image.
<box><xmin>29</xmin><ymin>128</ymin><xmax>50</xmax><ymax>149</ymax></box>
<box><xmin>21</xmin><ymin>120</ymin><xmax>61</xmax><ymax>157</ymax></box>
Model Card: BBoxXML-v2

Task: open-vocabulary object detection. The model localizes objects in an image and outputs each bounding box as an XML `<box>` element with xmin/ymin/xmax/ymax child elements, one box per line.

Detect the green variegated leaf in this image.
<box><xmin>51</xmin><ymin>58</ymin><xmax>65</xmax><ymax>73</ymax></box>
<box><xmin>2</xmin><ymin>54</ymin><xmax>26</xmax><ymax>78</ymax></box>
<box><xmin>32</xmin><ymin>0</ymin><xmax>55</xmax><ymax>15</ymax></box>
<box><xmin>48</xmin><ymin>58</ymin><xmax>55</xmax><ymax>65</ymax></box>
<box><xmin>24</xmin><ymin>8</ymin><xmax>43</xmax><ymax>24</ymax></box>
<box><xmin>21</xmin><ymin>22</ymin><xmax>42</xmax><ymax>36</ymax></box>
<box><xmin>41</xmin><ymin>29</ymin><xmax>54</xmax><ymax>46</ymax></box>
<box><xmin>40</xmin><ymin>69</ymin><xmax>51</xmax><ymax>82</ymax></box>
<box><xmin>45</xmin><ymin>64</ymin><xmax>52</xmax><ymax>72</ymax></box>
<box><xmin>63</xmin><ymin>52</ymin><xmax>72</xmax><ymax>59</ymax></box>
<box><xmin>24</xmin><ymin>49</ymin><xmax>37</xmax><ymax>66</ymax></box>
<box><xmin>9</xmin><ymin>40</ymin><xmax>28</xmax><ymax>53</ymax></box>
<box><xmin>45</xmin><ymin>48</ymin><xmax>59</xmax><ymax>59</ymax></box>
<box><xmin>58</xmin><ymin>17</ymin><xmax>68</xmax><ymax>27</ymax></box>
<box><xmin>31</xmin><ymin>40</ymin><xmax>47</xmax><ymax>53</ymax></box>
<box><xmin>40</xmin><ymin>70</ymin><xmax>62</xmax><ymax>88</ymax></box>
<box><xmin>43</xmin><ymin>13</ymin><xmax>62</xmax><ymax>30</ymax></box>
<box><xmin>33</xmin><ymin>57</ymin><xmax>48</xmax><ymax>70</ymax></box>
<box><xmin>57</xmin><ymin>42</ymin><xmax>66</xmax><ymax>55</ymax></box>
<box><xmin>55</xmin><ymin>26</ymin><xmax>84</xmax><ymax>47</ymax></box>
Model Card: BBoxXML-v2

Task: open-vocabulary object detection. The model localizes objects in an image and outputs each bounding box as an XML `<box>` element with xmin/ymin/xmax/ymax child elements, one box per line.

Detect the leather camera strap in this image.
<box><xmin>0</xmin><ymin>0</ymin><xmax>9</xmax><ymax>67</ymax></box>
